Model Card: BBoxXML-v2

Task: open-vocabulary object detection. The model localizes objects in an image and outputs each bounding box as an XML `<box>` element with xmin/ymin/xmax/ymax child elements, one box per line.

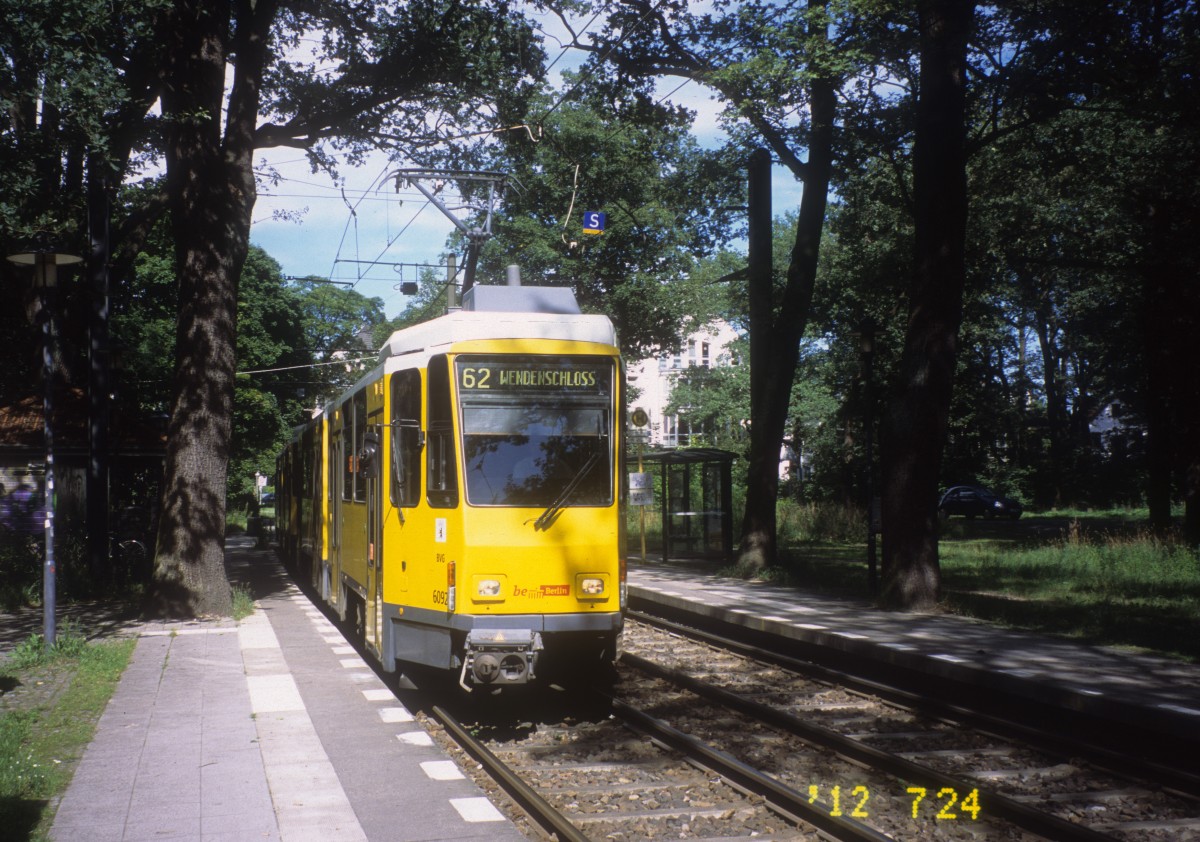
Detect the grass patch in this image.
<box><xmin>939</xmin><ymin>528</ymin><xmax>1200</xmax><ymax>659</ymax></box>
<box><xmin>231</xmin><ymin>584</ymin><xmax>256</xmax><ymax>621</ymax></box>
<box><xmin>726</xmin><ymin>505</ymin><xmax>1200</xmax><ymax>662</ymax></box>
<box><xmin>0</xmin><ymin>631</ymin><xmax>136</xmax><ymax>841</ymax></box>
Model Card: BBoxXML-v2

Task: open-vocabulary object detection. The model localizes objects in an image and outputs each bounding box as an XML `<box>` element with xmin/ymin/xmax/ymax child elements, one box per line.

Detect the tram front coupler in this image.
<box><xmin>459</xmin><ymin>629</ymin><xmax>543</xmax><ymax>691</ymax></box>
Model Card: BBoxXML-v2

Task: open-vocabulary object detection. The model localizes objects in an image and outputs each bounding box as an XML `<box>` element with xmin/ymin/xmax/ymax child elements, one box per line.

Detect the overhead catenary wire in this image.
<box><xmin>253</xmin><ymin>3</ymin><xmax>789</xmax><ymax>316</ymax></box>
<box><xmin>237</xmin><ymin>355</ymin><xmax>376</xmax><ymax>376</ymax></box>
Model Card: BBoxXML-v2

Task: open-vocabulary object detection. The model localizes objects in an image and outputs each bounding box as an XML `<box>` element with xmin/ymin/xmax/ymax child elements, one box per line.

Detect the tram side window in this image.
<box><xmin>340</xmin><ymin>392</ymin><xmax>368</xmax><ymax>502</ymax></box>
<box><xmin>352</xmin><ymin>389</ymin><xmax>367</xmax><ymax>501</ymax></box>
<box><xmin>390</xmin><ymin>370</ymin><xmax>421</xmax><ymax>507</ymax></box>
<box><xmin>426</xmin><ymin>355</ymin><xmax>459</xmax><ymax>508</ymax></box>
<box><xmin>340</xmin><ymin>403</ymin><xmax>353</xmax><ymax>502</ymax></box>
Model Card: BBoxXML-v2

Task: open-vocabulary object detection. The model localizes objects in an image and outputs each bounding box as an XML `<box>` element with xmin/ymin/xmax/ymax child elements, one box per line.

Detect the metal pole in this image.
<box><xmin>7</xmin><ymin>247</ymin><xmax>80</xmax><ymax>647</ymax></box>
<box><xmin>638</xmin><ymin>437</ymin><xmax>646</xmax><ymax>562</ymax></box>
<box><xmin>38</xmin><ymin>254</ymin><xmax>58</xmax><ymax>646</ymax></box>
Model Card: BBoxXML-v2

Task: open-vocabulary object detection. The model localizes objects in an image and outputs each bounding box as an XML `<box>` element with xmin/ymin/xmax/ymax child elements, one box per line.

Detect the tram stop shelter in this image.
<box><xmin>629</xmin><ymin>448</ymin><xmax>736</xmax><ymax>564</ymax></box>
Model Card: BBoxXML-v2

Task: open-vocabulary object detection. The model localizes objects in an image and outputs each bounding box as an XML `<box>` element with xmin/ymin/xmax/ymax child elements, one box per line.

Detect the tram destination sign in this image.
<box><xmin>457</xmin><ymin>357</ymin><xmax>611</xmax><ymax>394</ymax></box>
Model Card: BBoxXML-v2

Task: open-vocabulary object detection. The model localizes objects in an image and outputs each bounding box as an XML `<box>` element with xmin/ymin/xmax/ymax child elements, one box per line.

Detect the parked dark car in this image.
<box><xmin>938</xmin><ymin>485</ymin><xmax>1023</xmax><ymax>520</ymax></box>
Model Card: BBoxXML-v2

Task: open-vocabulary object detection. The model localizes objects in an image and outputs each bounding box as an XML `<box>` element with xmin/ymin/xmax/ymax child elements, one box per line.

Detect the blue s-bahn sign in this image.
<box><xmin>582</xmin><ymin>211</ymin><xmax>606</xmax><ymax>235</ymax></box>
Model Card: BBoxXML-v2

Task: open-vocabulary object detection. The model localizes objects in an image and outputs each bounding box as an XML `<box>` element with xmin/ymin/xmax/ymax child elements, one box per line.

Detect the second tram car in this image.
<box><xmin>275</xmin><ymin>283</ymin><xmax>626</xmax><ymax>690</ymax></box>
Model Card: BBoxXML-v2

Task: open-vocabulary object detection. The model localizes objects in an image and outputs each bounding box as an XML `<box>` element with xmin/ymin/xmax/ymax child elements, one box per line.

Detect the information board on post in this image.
<box><xmin>629</xmin><ymin>472</ymin><xmax>654</xmax><ymax>507</ymax></box>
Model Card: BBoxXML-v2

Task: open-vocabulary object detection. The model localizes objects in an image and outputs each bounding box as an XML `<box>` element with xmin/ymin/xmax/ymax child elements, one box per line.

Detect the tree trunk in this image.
<box><xmin>739</xmin><ymin>148</ymin><xmax>777</xmax><ymax>571</ymax></box>
<box><xmin>880</xmin><ymin>0</ymin><xmax>973</xmax><ymax>611</ymax></box>
<box><xmin>1033</xmin><ymin>309</ymin><xmax>1067</xmax><ymax>507</ymax></box>
<box><xmin>148</xmin><ymin>0</ymin><xmax>272</xmax><ymax>617</ymax></box>
<box><xmin>737</xmin><ymin>41</ymin><xmax>835</xmax><ymax>574</ymax></box>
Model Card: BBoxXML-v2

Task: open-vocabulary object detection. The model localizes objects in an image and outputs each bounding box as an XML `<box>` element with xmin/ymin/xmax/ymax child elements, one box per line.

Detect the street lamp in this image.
<box><xmin>858</xmin><ymin>317</ymin><xmax>878</xmax><ymax>596</ymax></box>
<box><xmin>6</xmin><ymin>247</ymin><xmax>83</xmax><ymax>646</ymax></box>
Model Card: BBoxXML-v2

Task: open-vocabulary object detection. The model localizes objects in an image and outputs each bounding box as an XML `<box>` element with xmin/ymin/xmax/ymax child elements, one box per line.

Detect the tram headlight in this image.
<box><xmin>580</xmin><ymin>577</ymin><xmax>605</xmax><ymax>596</ymax></box>
<box><xmin>575</xmin><ymin>573</ymin><xmax>609</xmax><ymax>601</ymax></box>
<box><xmin>471</xmin><ymin>575</ymin><xmax>506</xmax><ymax>603</ymax></box>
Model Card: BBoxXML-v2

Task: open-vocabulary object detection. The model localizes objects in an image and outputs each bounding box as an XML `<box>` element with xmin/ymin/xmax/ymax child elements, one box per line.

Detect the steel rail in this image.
<box><xmin>628</xmin><ymin>608</ymin><xmax>1200</xmax><ymax>800</ymax></box>
<box><xmin>622</xmin><ymin>651</ymin><xmax>1115</xmax><ymax>842</ymax></box>
<box><xmin>609</xmin><ymin>697</ymin><xmax>894</xmax><ymax>842</ymax></box>
<box><xmin>429</xmin><ymin>705</ymin><xmax>589</xmax><ymax>842</ymax></box>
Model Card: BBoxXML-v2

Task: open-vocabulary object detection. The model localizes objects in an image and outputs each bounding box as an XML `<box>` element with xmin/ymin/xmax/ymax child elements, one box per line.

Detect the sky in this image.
<box><xmin>247</xmin><ymin>11</ymin><xmax>804</xmax><ymax>320</ymax></box>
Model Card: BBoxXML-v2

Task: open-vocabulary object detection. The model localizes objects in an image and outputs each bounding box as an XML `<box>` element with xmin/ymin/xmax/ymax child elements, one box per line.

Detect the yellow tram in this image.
<box><xmin>275</xmin><ymin>284</ymin><xmax>626</xmax><ymax>689</ymax></box>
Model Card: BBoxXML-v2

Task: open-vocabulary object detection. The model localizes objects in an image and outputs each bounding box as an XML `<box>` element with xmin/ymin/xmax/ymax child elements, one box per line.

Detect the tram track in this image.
<box><xmin>416</xmin><ymin>616</ymin><xmax>1200</xmax><ymax>840</ymax></box>
<box><xmin>620</xmin><ymin>614</ymin><xmax>1200</xmax><ymax>841</ymax></box>
<box><xmin>627</xmin><ymin>608</ymin><xmax>1200</xmax><ymax>800</ymax></box>
<box><xmin>428</xmin><ymin>692</ymin><xmax>887</xmax><ymax>841</ymax></box>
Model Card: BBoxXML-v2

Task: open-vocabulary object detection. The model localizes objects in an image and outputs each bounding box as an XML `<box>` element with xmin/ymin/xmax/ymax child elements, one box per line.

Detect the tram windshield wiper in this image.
<box><xmin>533</xmin><ymin>451</ymin><xmax>600</xmax><ymax>531</ymax></box>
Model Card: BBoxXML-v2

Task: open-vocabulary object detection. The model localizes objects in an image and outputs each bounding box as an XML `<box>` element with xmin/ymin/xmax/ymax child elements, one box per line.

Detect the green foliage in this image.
<box><xmin>3</xmin><ymin>618</ymin><xmax>88</xmax><ymax>673</ymax></box>
<box><xmin>466</xmin><ymin>88</ymin><xmax>742</xmax><ymax>357</ymax></box>
<box><xmin>0</xmin><ymin>529</ymin><xmax>116</xmax><ymax>609</ymax></box>
<box><xmin>940</xmin><ymin>528</ymin><xmax>1200</xmax><ymax>659</ymax></box>
<box><xmin>111</xmin><ymin>238</ymin><xmax>390</xmax><ymax>508</ymax></box>
<box><xmin>287</xmin><ymin>275</ymin><xmax>389</xmax><ymax>400</ymax></box>
<box><xmin>0</xmin><ymin>635</ymin><xmax>135</xmax><ymax>839</ymax></box>
<box><xmin>726</xmin><ymin>503</ymin><xmax>1200</xmax><ymax>659</ymax></box>
<box><xmin>231</xmin><ymin>585</ymin><xmax>255</xmax><ymax>621</ymax></box>
<box><xmin>777</xmin><ymin>500</ymin><xmax>867</xmax><ymax>546</ymax></box>
<box><xmin>0</xmin><ymin>0</ymin><xmax>154</xmax><ymax>247</ymax></box>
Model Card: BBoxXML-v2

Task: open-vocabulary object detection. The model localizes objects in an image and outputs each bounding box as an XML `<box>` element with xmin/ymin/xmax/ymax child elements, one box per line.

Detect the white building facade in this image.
<box><xmin>625</xmin><ymin>320</ymin><xmax>741</xmax><ymax>447</ymax></box>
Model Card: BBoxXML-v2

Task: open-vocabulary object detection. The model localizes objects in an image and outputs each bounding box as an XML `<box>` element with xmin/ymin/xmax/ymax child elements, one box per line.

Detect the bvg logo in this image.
<box><xmin>513</xmin><ymin>584</ymin><xmax>570</xmax><ymax>598</ymax></box>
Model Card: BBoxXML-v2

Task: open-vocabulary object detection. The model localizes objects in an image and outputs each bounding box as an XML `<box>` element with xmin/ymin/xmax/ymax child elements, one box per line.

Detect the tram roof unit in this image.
<box><xmin>378</xmin><ymin>284</ymin><xmax>617</xmax><ymax>363</ymax></box>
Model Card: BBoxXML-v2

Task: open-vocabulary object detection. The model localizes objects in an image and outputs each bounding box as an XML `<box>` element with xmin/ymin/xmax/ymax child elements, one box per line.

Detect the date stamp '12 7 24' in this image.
<box><xmin>806</xmin><ymin>785</ymin><xmax>983</xmax><ymax>821</ymax></box>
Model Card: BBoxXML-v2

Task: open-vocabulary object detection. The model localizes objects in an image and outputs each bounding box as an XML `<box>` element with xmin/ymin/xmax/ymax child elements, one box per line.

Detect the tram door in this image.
<box><xmin>363</xmin><ymin>414</ymin><xmax>384</xmax><ymax>657</ymax></box>
<box><xmin>327</xmin><ymin>410</ymin><xmax>343</xmax><ymax>606</ymax></box>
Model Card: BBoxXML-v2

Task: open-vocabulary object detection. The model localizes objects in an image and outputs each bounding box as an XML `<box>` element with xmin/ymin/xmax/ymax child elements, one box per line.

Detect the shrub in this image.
<box><xmin>778</xmin><ymin>500</ymin><xmax>866</xmax><ymax>545</ymax></box>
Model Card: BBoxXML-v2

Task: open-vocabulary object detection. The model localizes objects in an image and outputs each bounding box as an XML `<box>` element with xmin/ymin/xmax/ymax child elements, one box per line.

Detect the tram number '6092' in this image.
<box><xmin>432</xmin><ymin>589</ymin><xmax>449</xmax><ymax>606</ymax></box>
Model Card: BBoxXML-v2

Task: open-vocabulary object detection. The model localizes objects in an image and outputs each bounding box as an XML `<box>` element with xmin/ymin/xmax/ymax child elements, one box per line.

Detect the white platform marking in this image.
<box><xmin>397</xmin><ymin>732</ymin><xmax>434</xmax><ymax>747</ymax></box>
<box><xmin>246</xmin><ymin>674</ymin><xmax>305</xmax><ymax>713</ymax></box>
<box><xmin>379</xmin><ymin>707</ymin><xmax>414</xmax><ymax>724</ymax></box>
<box><xmin>421</xmin><ymin>760</ymin><xmax>465</xmax><ymax>781</ymax></box>
<box><xmin>450</xmin><ymin>797</ymin><xmax>505</xmax><ymax>822</ymax></box>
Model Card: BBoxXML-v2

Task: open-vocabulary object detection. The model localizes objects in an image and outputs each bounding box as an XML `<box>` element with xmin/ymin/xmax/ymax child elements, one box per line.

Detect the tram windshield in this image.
<box><xmin>456</xmin><ymin>356</ymin><xmax>614</xmax><ymax>507</ymax></box>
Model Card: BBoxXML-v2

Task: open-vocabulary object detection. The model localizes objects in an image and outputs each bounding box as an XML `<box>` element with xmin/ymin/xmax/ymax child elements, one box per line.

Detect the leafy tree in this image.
<box><xmin>564</xmin><ymin>0</ymin><xmax>847</xmax><ymax>571</ymax></box>
<box><xmin>867</xmin><ymin>0</ymin><xmax>972</xmax><ymax>610</ymax></box>
<box><xmin>288</xmin><ymin>276</ymin><xmax>389</xmax><ymax>404</ymax></box>
<box><xmin>113</xmin><ymin>241</ymin><xmax>321</xmax><ymax>509</ymax></box>
<box><xmin>227</xmin><ymin>249</ymin><xmax>310</xmax><ymax>507</ymax></box>
<box><xmin>1</xmin><ymin>0</ymin><xmax>544</xmax><ymax>616</ymax></box>
<box><xmin>468</xmin><ymin>87</ymin><xmax>741</xmax><ymax>357</ymax></box>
